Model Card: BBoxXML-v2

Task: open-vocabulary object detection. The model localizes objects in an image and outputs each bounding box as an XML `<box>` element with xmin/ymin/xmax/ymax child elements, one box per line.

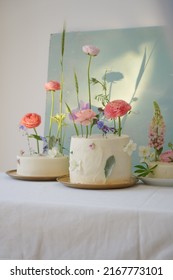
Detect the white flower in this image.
<box><xmin>48</xmin><ymin>147</ymin><xmax>62</xmax><ymax>158</ymax></box>
<box><xmin>69</xmin><ymin>159</ymin><xmax>82</xmax><ymax>172</ymax></box>
<box><xmin>138</xmin><ymin>146</ymin><xmax>151</xmax><ymax>158</ymax></box>
<box><xmin>123</xmin><ymin>140</ymin><xmax>137</xmax><ymax>156</ymax></box>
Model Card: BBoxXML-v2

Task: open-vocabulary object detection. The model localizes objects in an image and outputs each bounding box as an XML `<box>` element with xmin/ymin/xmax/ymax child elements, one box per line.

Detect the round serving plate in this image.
<box><xmin>139</xmin><ymin>177</ymin><xmax>173</xmax><ymax>187</ymax></box>
<box><xmin>6</xmin><ymin>169</ymin><xmax>64</xmax><ymax>181</ymax></box>
<box><xmin>57</xmin><ymin>176</ymin><xmax>138</xmax><ymax>190</ymax></box>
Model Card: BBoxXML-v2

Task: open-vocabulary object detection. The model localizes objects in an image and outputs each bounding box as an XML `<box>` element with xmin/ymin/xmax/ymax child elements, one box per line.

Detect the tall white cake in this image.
<box><xmin>69</xmin><ymin>134</ymin><xmax>133</xmax><ymax>184</ymax></box>
<box><xmin>17</xmin><ymin>154</ymin><xmax>69</xmax><ymax>177</ymax></box>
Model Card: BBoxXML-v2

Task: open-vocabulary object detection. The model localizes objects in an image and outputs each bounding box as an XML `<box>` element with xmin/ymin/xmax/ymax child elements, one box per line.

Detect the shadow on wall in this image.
<box><xmin>45</xmin><ymin>26</ymin><xmax>173</xmax><ymax>167</ymax></box>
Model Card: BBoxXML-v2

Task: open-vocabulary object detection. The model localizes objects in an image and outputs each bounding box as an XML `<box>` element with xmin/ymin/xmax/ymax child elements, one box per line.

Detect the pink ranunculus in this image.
<box><xmin>104</xmin><ymin>100</ymin><xmax>131</xmax><ymax>119</ymax></box>
<box><xmin>75</xmin><ymin>109</ymin><xmax>97</xmax><ymax>126</ymax></box>
<box><xmin>44</xmin><ymin>80</ymin><xmax>61</xmax><ymax>91</ymax></box>
<box><xmin>69</xmin><ymin>100</ymin><xmax>90</xmax><ymax>120</ymax></box>
<box><xmin>160</xmin><ymin>150</ymin><xmax>173</xmax><ymax>162</ymax></box>
<box><xmin>20</xmin><ymin>113</ymin><xmax>41</xmax><ymax>129</ymax></box>
<box><xmin>82</xmin><ymin>45</ymin><xmax>100</xmax><ymax>56</ymax></box>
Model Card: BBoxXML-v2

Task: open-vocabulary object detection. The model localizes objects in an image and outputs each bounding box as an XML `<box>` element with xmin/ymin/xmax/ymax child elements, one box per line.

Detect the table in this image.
<box><xmin>0</xmin><ymin>172</ymin><xmax>173</xmax><ymax>260</ymax></box>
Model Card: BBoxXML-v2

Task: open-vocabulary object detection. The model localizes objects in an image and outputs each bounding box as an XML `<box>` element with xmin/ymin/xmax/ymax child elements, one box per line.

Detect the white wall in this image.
<box><xmin>0</xmin><ymin>0</ymin><xmax>172</xmax><ymax>171</ymax></box>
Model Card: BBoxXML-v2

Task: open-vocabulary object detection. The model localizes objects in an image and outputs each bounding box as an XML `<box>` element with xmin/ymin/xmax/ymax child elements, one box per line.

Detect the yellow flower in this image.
<box><xmin>51</xmin><ymin>113</ymin><xmax>66</xmax><ymax>129</ymax></box>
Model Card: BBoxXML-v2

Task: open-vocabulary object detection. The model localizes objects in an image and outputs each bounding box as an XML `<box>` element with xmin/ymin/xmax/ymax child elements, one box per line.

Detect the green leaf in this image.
<box><xmin>134</xmin><ymin>169</ymin><xmax>146</xmax><ymax>173</ymax></box>
<box><xmin>29</xmin><ymin>134</ymin><xmax>42</xmax><ymax>141</ymax></box>
<box><xmin>104</xmin><ymin>155</ymin><xmax>115</xmax><ymax>178</ymax></box>
<box><xmin>134</xmin><ymin>48</ymin><xmax>146</xmax><ymax>92</ymax></box>
<box><xmin>134</xmin><ymin>162</ymin><xmax>157</xmax><ymax>177</ymax></box>
<box><xmin>61</xmin><ymin>23</ymin><xmax>66</xmax><ymax>58</ymax></box>
<box><xmin>66</xmin><ymin>103</ymin><xmax>79</xmax><ymax>136</ymax></box>
<box><xmin>168</xmin><ymin>142</ymin><xmax>173</xmax><ymax>151</ymax></box>
<box><xmin>48</xmin><ymin>135</ymin><xmax>58</xmax><ymax>149</ymax></box>
<box><xmin>134</xmin><ymin>165</ymin><xmax>146</xmax><ymax>170</ymax></box>
<box><xmin>91</xmin><ymin>77</ymin><xmax>99</xmax><ymax>85</ymax></box>
<box><xmin>74</xmin><ymin>71</ymin><xmax>79</xmax><ymax>96</ymax></box>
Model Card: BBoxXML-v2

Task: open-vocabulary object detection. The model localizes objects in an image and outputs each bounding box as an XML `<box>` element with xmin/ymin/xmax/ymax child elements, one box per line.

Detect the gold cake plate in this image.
<box><xmin>57</xmin><ymin>176</ymin><xmax>138</xmax><ymax>190</ymax></box>
<box><xmin>6</xmin><ymin>169</ymin><xmax>65</xmax><ymax>181</ymax></box>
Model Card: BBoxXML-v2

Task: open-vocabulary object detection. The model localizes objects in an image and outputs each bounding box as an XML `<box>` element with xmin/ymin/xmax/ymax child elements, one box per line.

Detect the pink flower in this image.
<box><xmin>82</xmin><ymin>45</ymin><xmax>100</xmax><ymax>56</ymax></box>
<box><xmin>104</xmin><ymin>100</ymin><xmax>131</xmax><ymax>119</ymax></box>
<box><xmin>20</xmin><ymin>113</ymin><xmax>41</xmax><ymax>129</ymax></box>
<box><xmin>89</xmin><ymin>143</ymin><xmax>96</xmax><ymax>150</ymax></box>
<box><xmin>148</xmin><ymin>101</ymin><xmax>166</xmax><ymax>151</ymax></box>
<box><xmin>45</xmin><ymin>80</ymin><xmax>61</xmax><ymax>91</ymax></box>
<box><xmin>160</xmin><ymin>150</ymin><xmax>173</xmax><ymax>162</ymax></box>
<box><xmin>75</xmin><ymin>109</ymin><xmax>97</xmax><ymax>126</ymax></box>
<box><xmin>69</xmin><ymin>101</ymin><xmax>89</xmax><ymax>120</ymax></box>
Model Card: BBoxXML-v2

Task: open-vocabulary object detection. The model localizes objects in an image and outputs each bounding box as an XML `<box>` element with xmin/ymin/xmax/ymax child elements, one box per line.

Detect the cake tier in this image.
<box><xmin>17</xmin><ymin>155</ymin><xmax>69</xmax><ymax>177</ymax></box>
<box><xmin>69</xmin><ymin>134</ymin><xmax>132</xmax><ymax>184</ymax></box>
<box><xmin>148</xmin><ymin>162</ymin><xmax>173</xmax><ymax>179</ymax></box>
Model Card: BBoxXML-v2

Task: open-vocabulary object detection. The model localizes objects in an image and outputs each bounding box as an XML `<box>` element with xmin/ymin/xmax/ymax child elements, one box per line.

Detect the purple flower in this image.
<box><xmin>19</xmin><ymin>124</ymin><xmax>27</xmax><ymax>131</ymax></box>
<box><xmin>69</xmin><ymin>108</ymin><xmax>78</xmax><ymax>120</ymax></box>
<box><xmin>80</xmin><ymin>100</ymin><xmax>89</xmax><ymax>110</ymax></box>
<box><xmin>97</xmin><ymin>120</ymin><xmax>104</xmax><ymax>129</ymax></box>
<box><xmin>40</xmin><ymin>136</ymin><xmax>48</xmax><ymax>153</ymax></box>
<box><xmin>97</xmin><ymin>120</ymin><xmax>115</xmax><ymax>135</ymax></box>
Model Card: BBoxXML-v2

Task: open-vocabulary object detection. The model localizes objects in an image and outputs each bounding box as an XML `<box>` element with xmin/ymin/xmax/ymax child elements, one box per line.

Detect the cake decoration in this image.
<box><xmin>104</xmin><ymin>155</ymin><xmax>116</xmax><ymax>178</ymax></box>
<box><xmin>66</xmin><ymin>43</ymin><xmax>137</xmax><ymax>184</ymax></box>
<box><xmin>16</xmin><ymin>25</ymin><xmax>69</xmax><ymax>177</ymax></box>
<box><xmin>135</xmin><ymin>101</ymin><xmax>173</xmax><ymax>179</ymax></box>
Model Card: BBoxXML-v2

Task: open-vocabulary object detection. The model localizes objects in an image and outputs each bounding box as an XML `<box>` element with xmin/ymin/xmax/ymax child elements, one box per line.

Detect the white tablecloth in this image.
<box><xmin>0</xmin><ymin>172</ymin><xmax>173</xmax><ymax>260</ymax></box>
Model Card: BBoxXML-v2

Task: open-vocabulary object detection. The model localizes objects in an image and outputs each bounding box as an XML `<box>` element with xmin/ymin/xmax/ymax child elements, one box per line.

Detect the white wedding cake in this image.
<box><xmin>69</xmin><ymin>134</ymin><xmax>135</xmax><ymax>184</ymax></box>
<box><xmin>17</xmin><ymin>154</ymin><xmax>69</xmax><ymax>177</ymax></box>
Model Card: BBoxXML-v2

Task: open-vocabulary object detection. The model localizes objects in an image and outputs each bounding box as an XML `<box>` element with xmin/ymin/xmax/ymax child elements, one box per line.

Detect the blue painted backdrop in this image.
<box><xmin>45</xmin><ymin>26</ymin><xmax>173</xmax><ymax>166</ymax></box>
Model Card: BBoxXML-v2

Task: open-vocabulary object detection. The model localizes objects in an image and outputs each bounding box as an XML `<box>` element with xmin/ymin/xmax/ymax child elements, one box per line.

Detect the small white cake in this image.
<box><xmin>69</xmin><ymin>134</ymin><xmax>133</xmax><ymax>184</ymax></box>
<box><xmin>148</xmin><ymin>162</ymin><xmax>173</xmax><ymax>179</ymax></box>
<box><xmin>17</xmin><ymin>154</ymin><xmax>69</xmax><ymax>177</ymax></box>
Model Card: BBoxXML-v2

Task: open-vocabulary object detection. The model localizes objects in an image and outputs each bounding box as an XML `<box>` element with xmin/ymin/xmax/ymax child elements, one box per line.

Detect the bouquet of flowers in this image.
<box><xmin>66</xmin><ymin>44</ymin><xmax>132</xmax><ymax>139</ymax></box>
<box><xmin>134</xmin><ymin>101</ymin><xmax>173</xmax><ymax>177</ymax></box>
<box><xmin>19</xmin><ymin>26</ymin><xmax>67</xmax><ymax>157</ymax></box>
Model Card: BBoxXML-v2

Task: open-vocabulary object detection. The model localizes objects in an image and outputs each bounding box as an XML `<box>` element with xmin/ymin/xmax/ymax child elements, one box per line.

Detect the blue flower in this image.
<box><xmin>97</xmin><ymin>120</ymin><xmax>104</xmax><ymax>129</ymax></box>
<box><xmin>40</xmin><ymin>136</ymin><xmax>48</xmax><ymax>153</ymax></box>
<box><xmin>19</xmin><ymin>124</ymin><xmax>27</xmax><ymax>131</ymax></box>
<box><xmin>97</xmin><ymin>120</ymin><xmax>115</xmax><ymax>135</ymax></box>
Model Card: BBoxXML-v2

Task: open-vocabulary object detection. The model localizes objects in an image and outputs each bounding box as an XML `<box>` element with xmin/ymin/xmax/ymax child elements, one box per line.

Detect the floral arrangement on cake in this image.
<box><xmin>19</xmin><ymin>26</ymin><xmax>67</xmax><ymax>158</ymax></box>
<box><xmin>134</xmin><ymin>101</ymin><xmax>173</xmax><ymax>177</ymax></box>
<box><xmin>67</xmin><ymin>44</ymin><xmax>138</xmax><ymax>184</ymax></box>
<box><xmin>66</xmin><ymin>44</ymin><xmax>136</xmax><ymax>153</ymax></box>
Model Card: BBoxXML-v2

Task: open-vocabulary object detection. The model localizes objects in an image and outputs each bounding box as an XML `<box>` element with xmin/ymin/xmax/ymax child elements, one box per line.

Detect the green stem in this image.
<box><xmin>87</xmin><ymin>55</ymin><xmax>92</xmax><ymax>109</ymax></box>
<box><xmin>81</xmin><ymin>125</ymin><xmax>83</xmax><ymax>137</ymax></box>
<box><xmin>34</xmin><ymin>128</ymin><xmax>40</xmax><ymax>154</ymax></box>
<box><xmin>86</xmin><ymin>126</ymin><xmax>89</xmax><ymax>138</ymax></box>
<box><xmin>113</xmin><ymin>119</ymin><xmax>116</xmax><ymax>134</ymax></box>
<box><xmin>59</xmin><ymin>58</ymin><xmax>64</xmax><ymax>154</ymax></box>
<box><xmin>49</xmin><ymin>90</ymin><xmax>55</xmax><ymax>147</ymax></box>
<box><xmin>118</xmin><ymin>117</ymin><xmax>122</xmax><ymax>137</ymax></box>
<box><xmin>87</xmin><ymin>55</ymin><xmax>93</xmax><ymax>136</ymax></box>
<box><xmin>89</xmin><ymin>123</ymin><xmax>93</xmax><ymax>136</ymax></box>
<box><xmin>154</xmin><ymin>149</ymin><xmax>159</xmax><ymax>162</ymax></box>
